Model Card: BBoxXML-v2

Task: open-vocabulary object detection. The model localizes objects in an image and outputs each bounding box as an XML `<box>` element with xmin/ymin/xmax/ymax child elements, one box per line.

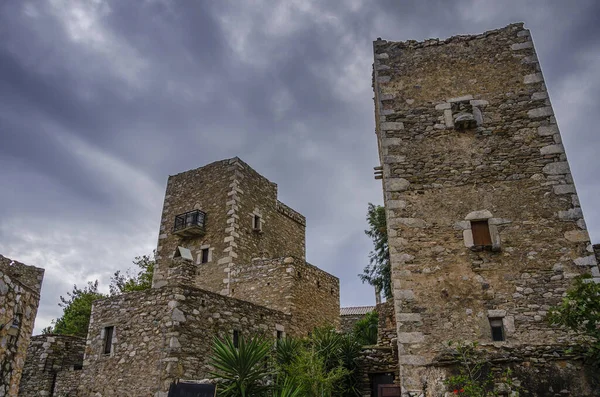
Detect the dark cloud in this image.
<box><xmin>1</xmin><ymin>0</ymin><xmax>598</xmax><ymax>332</ymax></box>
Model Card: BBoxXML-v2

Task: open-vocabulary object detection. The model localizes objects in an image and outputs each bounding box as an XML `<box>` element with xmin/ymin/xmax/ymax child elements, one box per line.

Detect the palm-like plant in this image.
<box><xmin>209</xmin><ymin>334</ymin><xmax>272</xmax><ymax>397</ymax></box>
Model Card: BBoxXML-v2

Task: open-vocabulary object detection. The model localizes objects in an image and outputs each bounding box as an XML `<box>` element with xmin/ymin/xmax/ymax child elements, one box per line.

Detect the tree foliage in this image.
<box><xmin>359</xmin><ymin>203</ymin><xmax>392</xmax><ymax>299</ymax></box>
<box><xmin>109</xmin><ymin>251</ymin><xmax>155</xmax><ymax>295</ymax></box>
<box><xmin>52</xmin><ymin>280</ymin><xmax>105</xmax><ymax>337</ymax></box>
<box><xmin>547</xmin><ymin>274</ymin><xmax>600</xmax><ymax>367</ymax></box>
<box><xmin>353</xmin><ymin>311</ymin><xmax>378</xmax><ymax>346</ymax></box>
<box><xmin>209</xmin><ymin>327</ymin><xmax>361</xmax><ymax>397</ymax></box>
<box><xmin>47</xmin><ymin>253</ymin><xmax>154</xmax><ymax>337</ymax></box>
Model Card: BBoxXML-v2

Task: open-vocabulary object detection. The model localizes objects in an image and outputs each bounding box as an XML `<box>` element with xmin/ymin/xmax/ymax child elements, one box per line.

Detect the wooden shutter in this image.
<box><xmin>378</xmin><ymin>384</ymin><xmax>402</xmax><ymax>396</ymax></box>
<box><xmin>471</xmin><ymin>220</ymin><xmax>492</xmax><ymax>246</ymax></box>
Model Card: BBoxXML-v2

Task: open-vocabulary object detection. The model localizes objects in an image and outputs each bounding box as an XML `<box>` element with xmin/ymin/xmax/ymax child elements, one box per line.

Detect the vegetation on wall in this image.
<box><xmin>352</xmin><ymin>311</ymin><xmax>378</xmax><ymax>346</ymax></box>
<box><xmin>209</xmin><ymin>327</ymin><xmax>362</xmax><ymax>397</ymax></box>
<box><xmin>359</xmin><ymin>203</ymin><xmax>392</xmax><ymax>299</ymax></box>
<box><xmin>547</xmin><ymin>274</ymin><xmax>600</xmax><ymax>367</ymax></box>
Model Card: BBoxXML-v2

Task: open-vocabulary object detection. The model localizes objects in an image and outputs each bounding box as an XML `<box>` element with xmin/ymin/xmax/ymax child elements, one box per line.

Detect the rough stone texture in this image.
<box><xmin>76</xmin><ymin>280</ymin><xmax>292</xmax><ymax>396</ymax></box>
<box><xmin>231</xmin><ymin>257</ymin><xmax>340</xmax><ymax>333</ymax></box>
<box><xmin>376</xmin><ymin>301</ymin><xmax>397</xmax><ymax>347</ymax></box>
<box><xmin>356</xmin><ymin>346</ymin><xmax>399</xmax><ymax>397</ymax></box>
<box><xmin>52</xmin><ymin>159</ymin><xmax>340</xmax><ymax>396</ymax></box>
<box><xmin>152</xmin><ymin>157</ymin><xmax>306</xmax><ymax>295</ymax></box>
<box><xmin>373</xmin><ymin>23</ymin><xmax>597</xmax><ymax>395</ymax></box>
<box><xmin>19</xmin><ymin>334</ymin><xmax>85</xmax><ymax>397</ymax></box>
<box><xmin>0</xmin><ymin>254</ymin><xmax>44</xmax><ymax>397</ymax></box>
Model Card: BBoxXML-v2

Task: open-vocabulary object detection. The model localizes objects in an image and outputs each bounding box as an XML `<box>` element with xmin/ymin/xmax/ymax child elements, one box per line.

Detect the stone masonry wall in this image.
<box><xmin>0</xmin><ymin>254</ymin><xmax>44</xmax><ymax>397</ymax></box>
<box><xmin>153</xmin><ymin>159</ymin><xmax>231</xmax><ymax>291</ymax></box>
<box><xmin>356</xmin><ymin>346</ymin><xmax>399</xmax><ymax>397</ymax></box>
<box><xmin>77</xmin><ymin>282</ymin><xmax>291</xmax><ymax>396</ymax></box>
<box><xmin>153</xmin><ymin>158</ymin><xmax>306</xmax><ymax>299</ymax></box>
<box><xmin>376</xmin><ymin>301</ymin><xmax>396</xmax><ymax>347</ymax></box>
<box><xmin>340</xmin><ymin>313</ymin><xmax>365</xmax><ymax>334</ymax></box>
<box><xmin>372</xmin><ymin>23</ymin><xmax>598</xmax><ymax>394</ymax></box>
<box><xmin>231</xmin><ymin>256</ymin><xmax>339</xmax><ymax>336</ymax></box>
<box><xmin>19</xmin><ymin>334</ymin><xmax>85</xmax><ymax>397</ymax></box>
<box><xmin>290</xmin><ymin>259</ymin><xmax>340</xmax><ymax>334</ymax></box>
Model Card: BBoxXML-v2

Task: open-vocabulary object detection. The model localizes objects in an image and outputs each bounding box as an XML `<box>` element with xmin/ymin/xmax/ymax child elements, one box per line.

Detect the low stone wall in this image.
<box><xmin>77</xmin><ymin>284</ymin><xmax>292</xmax><ymax>396</ymax></box>
<box><xmin>19</xmin><ymin>334</ymin><xmax>85</xmax><ymax>397</ymax></box>
<box><xmin>426</xmin><ymin>343</ymin><xmax>599</xmax><ymax>396</ymax></box>
<box><xmin>0</xmin><ymin>254</ymin><xmax>44</xmax><ymax>397</ymax></box>
<box><xmin>356</xmin><ymin>346</ymin><xmax>399</xmax><ymax>397</ymax></box>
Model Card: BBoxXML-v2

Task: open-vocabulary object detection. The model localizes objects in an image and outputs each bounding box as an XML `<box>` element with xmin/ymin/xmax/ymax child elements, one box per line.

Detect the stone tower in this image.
<box><xmin>152</xmin><ymin>157</ymin><xmax>339</xmax><ymax>331</ymax></box>
<box><xmin>153</xmin><ymin>157</ymin><xmax>306</xmax><ymax>293</ymax></box>
<box><xmin>372</xmin><ymin>23</ymin><xmax>598</xmax><ymax>395</ymax></box>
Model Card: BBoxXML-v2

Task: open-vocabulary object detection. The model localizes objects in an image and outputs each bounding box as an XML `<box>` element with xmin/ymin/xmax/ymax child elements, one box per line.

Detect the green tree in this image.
<box><xmin>548</xmin><ymin>274</ymin><xmax>600</xmax><ymax>367</ymax></box>
<box><xmin>109</xmin><ymin>251</ymin><xmax>155</xmax><ymax>295</ymax></box>
<box><xmin>353</xmin><ymin>311</ymin><xmax>378</xmax><ymax>346</ymax></box>
<box><xmin>52</xmin><ymin>280</ymin><xmax>105</xmax><ymax>337</ymax></box>
<box><xmin>359</xmin><ymin>203</ymin><xmax>392</xmax><ymax>299</ymax></box>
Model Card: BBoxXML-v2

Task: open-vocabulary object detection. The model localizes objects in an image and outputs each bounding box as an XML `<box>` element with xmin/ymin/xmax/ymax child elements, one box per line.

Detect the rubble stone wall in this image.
<box><xmin>0</xmin><ymin>254</ymin><xmax>44</xmax><ymax>397</ymax></box>
<box><xmin>356</xmin><ymin>346</ymin><xmax>399</xmax><ymax>397</ymax></box>
<box><xmin>376</xmin><ymin>301</ymin><xmax>396</xmax><ymax>347</ymax></box>
<box><xmin>19</xmin><ymin>334</ymin><xmax>85</xmax><ymax>397</ymax></box>
<box><xmin>153</xmin><ymin>159</ymin><xmax>231</xmax><ymax>292</ymax></box>
<box><xmin>153</xmin><ymin>158</ymin><xmax>307</xmax><ymax>300</ymax></box>
<box><xmin>77</xmin><ymin>284</ymin><xmax>291</xmax><ymax>396</ymax></box>
<box><xmin>340</xmin><ymin>313</ymin><xmax>365</xmax><ymax>334</ymax></box>
<box><xmin>231</xmin><ymin>257</ymin><xmax>339</xmax><ymax>335</ymax></box>
<box><xmin>372</xmin><ymin>23</ymin><xmax>598</xmax><ymax>394</ymax></box>
<box><xmin>290</xmin><ymin>260</ymin><xmax>340</xmax><ymax>333</ymax></box>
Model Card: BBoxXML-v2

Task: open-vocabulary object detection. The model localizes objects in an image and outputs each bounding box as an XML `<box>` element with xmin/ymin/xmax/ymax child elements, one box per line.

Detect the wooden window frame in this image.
<box><xmin>103</xmin><ymin>326</ymin><xmax>114</xmax><ymax>355</ymax></box>
<box><xmin>471</xmin><ymin>220</ymin><xmax>492</xmax><ymax>249</ymax></box>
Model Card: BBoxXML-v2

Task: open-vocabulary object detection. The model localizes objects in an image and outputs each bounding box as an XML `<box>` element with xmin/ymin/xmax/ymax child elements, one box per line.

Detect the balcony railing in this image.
<box><xmin>173</xmin><ymin>210</ymin><xmax>206</xmax><ymax>237</ymax></box>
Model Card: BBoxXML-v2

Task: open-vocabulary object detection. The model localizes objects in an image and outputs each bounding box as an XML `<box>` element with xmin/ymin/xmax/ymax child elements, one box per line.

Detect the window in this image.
<box><xmin>233</xmin><ymin>330</ymin><xmax>240</xmax><ymax>348</ymax></box>
<box><xmin>471</xmin><ymin>220</ymin><xmax>492</xmax><ymax>247</ymax></box>
<box><xmin>489</xmin><ymin>318</ymin><xmax>504</xmax><ymax>341</ymax></box>
<box><xmin>200</xmin><ymin>248</ymin><xmax>209</xmax><ymax>264</ymax></box>
<box><xmin>277</xmin><ymin>330</ymin><xmax>283</xmax><ymax>340</ymax></box>
<box><xmin>253</xmin><ymin>214</ymin><xmax>261</xmax><ymax>231</ymax></box>
<box><xmin>103</xmin><ymin>326</ymin><xmax>114</xmax><ymax>354</ymax></box>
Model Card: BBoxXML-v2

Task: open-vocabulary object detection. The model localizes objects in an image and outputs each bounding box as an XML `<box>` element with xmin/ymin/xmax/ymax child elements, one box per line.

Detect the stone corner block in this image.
<box><xmin>385</xmin><ymin>178</ymin><xmax>410</xmax><ymax>192</ymax></box>
<box><xmin>465</xmin><ymin>210</ymin><xmax>493</xmax><ymax>220</ymax></box>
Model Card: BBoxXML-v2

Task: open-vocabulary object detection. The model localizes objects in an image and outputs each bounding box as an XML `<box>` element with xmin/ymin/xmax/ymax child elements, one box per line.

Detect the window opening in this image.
<box><xmin>489</xmin><ymin>318</ymin><xmax>505</xmax><ymax>341</ymax></box>
<box><xmin>200</xmin><ymin>248</ymin><xmax>209</xmax><ymax>264</ymax></box>
<box><xmin>277</xmin><ymin>330</ymin><xmax>283</xmax><ymax>340</ymax></box>
<box><xmin>253</xmin><ymin>215</ymin><xmax>261</xmax><ymax>231</ymax></box>
<box><xmin>103</xmin><ymin>326</ymin><xmax>114</xmax><ymax>354</ymax></box>
<box><xmin>233</xmin><ymin>330</ymin><xmax>240</xmax><ymax>348</ymax></box>
<box><xmin>471</xmin><ymin>220</ymin><xmax>492</xmax><ymax>247</ymax></box>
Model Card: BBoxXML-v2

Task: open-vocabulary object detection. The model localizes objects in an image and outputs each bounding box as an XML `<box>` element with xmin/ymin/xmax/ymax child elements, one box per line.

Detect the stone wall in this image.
<box><xmin>376</xmin><ymin>301</ymin><xmax>396</xmax><ymax>347</ymax></box>
<box><xmin>356</xmin><ymin>346</ymin><xmax>399</xmax><ymax>397</ymax></box>
<box><xmin>231</xmin><ymin>256</ymin><xmax>339</xmax><ymax>335</ymax></box>
<box><xmin>372</xmin><ymin>23</ymin><xmax>598</xmax><ymax>394</ymax></box>
<box><xmin>19</xmin><ymin>334</ymin><xmax>85</xmax><ymax>397</ymax></box>
<box><xmin>290</xmin><ymin>259</ymin><xmax>340</xmax><ymax>334</ymax></box>
<box><xmin>0</xmin><ymin>254</ymin><xmax>44</xmax><ymax>397</ymax></box>
<box><xmin>340</xmin><ymin>313</ymin><xmax>365</xmax><ymax>334</ymax></box>
<box><xmin>153</xmin><ymin>157</ymin><xmax>306</xmax><ymax>299</ymax></box>
<box><xmin>153</xmin><ymin>159</ymin><xmax>232</xmax><ymax>291</ymax></box>
<box><xmin>77</xmin><ymin>282</ymin><xmax>291</xmax><ymax>396</ymax></box>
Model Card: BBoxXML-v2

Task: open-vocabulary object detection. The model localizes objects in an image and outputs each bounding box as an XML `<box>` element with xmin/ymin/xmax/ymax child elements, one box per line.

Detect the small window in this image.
<box><xmin>233</xmin><ymin>330</ymin><xmax>240</xmax><ymax>348</ymax></box>
<box><xmin>489</xmin><ymin>318</ymin><xmax>504</xmax><ymax>341</ymax></box>
<box><xmin>253</xmin><ymin>215</ymin><xmax>261</xmax><ymax>231</ymax></box>
<box><xmin>200</xmin><ymin>248</ymin><xmax>209</xmax><ymax>264</ymax></box>
<box><xmin>297</xmin><ymin>271</ymin><xmax>301</xmax><ymax>278</ymax></box>
<box><xmin>317</xmin><ymin>280</ymin><xmax>321</xmax><ymax>288</ymax></box>
<box><xmin>471</xmin><ymin>220</ymin><xmax>492</xmax><ymax>247</ymax></box>
<box><xmin>277</xmin><ymin>330</ymin><xmax>283</xmax><ymax>340</ymax></box>
<box><xmin>103</xmin><ymin>326</ymin><xmax>114</xmax><ymax>354</ymax></box>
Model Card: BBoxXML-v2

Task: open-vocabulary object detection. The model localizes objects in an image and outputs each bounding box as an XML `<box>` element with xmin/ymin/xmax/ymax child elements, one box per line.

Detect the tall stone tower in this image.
<box><xmin>153</xmin><ymin>157</ymin><xmax>306</xmax><ymax>293</ymax></box>
<box><xmin>372</xmin><ymin>23</ymin><xmax>598</xmax><ymax>395</ymax></box>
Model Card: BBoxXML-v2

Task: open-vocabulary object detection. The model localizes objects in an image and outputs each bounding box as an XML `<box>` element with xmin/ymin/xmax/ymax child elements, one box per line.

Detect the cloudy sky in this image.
<box><xmin>1</xmin><ymin>0</ymin><xmax>599</xmax><ymax>333</ymax></box>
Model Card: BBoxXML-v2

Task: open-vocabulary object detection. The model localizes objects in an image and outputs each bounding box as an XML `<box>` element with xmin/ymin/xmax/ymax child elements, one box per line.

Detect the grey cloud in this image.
<box><xmin>1</xmin><ymin>0</ymin><xmax>598</xmax><ymax>332</ymax></box>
